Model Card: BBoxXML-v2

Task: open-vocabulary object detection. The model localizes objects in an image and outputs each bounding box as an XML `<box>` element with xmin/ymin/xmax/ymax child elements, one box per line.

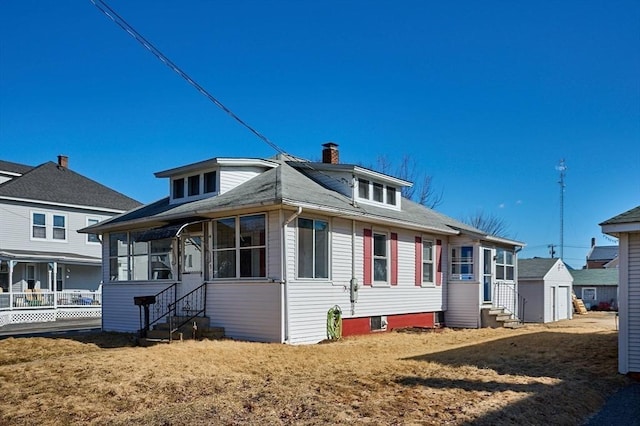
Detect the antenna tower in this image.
<box><xmin>556</xmin><ymin>159</ymin><xmax>567</xmax><ymax>259</ymax></box>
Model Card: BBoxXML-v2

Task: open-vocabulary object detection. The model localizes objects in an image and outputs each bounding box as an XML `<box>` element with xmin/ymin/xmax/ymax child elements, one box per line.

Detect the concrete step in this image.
<box><xmin>502</xmin><ymin>320</ymin><xmax>523</xmax><ymax>329</ymax></box>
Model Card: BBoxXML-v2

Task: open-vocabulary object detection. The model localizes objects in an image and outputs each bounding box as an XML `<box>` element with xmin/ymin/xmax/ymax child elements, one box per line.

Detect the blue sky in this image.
<box><xmin>1</xmin><ymin>1</ymin><xmax>638</xmax><ymax>268</ymax></box>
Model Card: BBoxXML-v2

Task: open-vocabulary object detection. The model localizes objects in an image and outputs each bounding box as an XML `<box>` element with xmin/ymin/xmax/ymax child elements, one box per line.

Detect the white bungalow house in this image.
<box><xmin>600</xmin><ymin>205</ymin><xmax>640</xmax><ymax>376</ymax></box>
<box><xmin>0</xmin><ymin>156</ymin><xmax>141</xmax><ymax>327</ymax></box>
<box><xmin>82</xmin><ymin>144</ymin><xmax>525</xmax><ymax>344</ymax></box>
<box><xmin>517</xmin><ymin>258</ymin><xmax>573</xmax><ymax>323</ymax></box>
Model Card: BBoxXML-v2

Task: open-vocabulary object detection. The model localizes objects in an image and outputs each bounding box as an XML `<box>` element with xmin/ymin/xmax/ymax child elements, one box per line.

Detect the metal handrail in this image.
<box><xmin>493</xmin><ymin>281</ymin><xmax>527</xmax><ymax>324</ymax></box>
<box><xmin>168</xmin><ymin>283</ymin><xmax>207</xmax><ymax>342</ymax></box>
<box><xmin>145</xmin><ymin>283</ymin><xmax>178</xmax><ymax>332</ymax></box>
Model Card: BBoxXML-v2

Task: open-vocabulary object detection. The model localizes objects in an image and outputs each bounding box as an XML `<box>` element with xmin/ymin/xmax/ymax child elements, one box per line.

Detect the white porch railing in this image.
<box><xmin>0</xmin><ymin>290</ymin><xmax>101</xmax><ymax>310</ymax></box>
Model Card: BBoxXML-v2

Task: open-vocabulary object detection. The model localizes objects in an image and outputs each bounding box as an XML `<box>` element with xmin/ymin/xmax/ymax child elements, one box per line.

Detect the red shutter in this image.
<box><xmin>415</xmin><ymin>236</ymin><xmax>422</xmax><ymax>286</ymax></box>
<box><xmin>435</xmin><ymin>239</ymin><xmax>442</xmax><ymax>286</ymax></box>
<box><xmin>390</xmin><ymin>233</ymin><xmax>398</xmax><ymax>286</ymax></box>
<box><xmin>363</xmin><ymin>228</ymin><xmax>372</xmax><ymax>286</ymax></box>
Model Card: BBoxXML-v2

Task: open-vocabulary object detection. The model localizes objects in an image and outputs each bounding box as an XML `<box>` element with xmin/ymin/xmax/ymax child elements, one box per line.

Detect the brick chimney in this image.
<box><xmin>57</xmin><ymin>155</ymin><xmax>68</xmax><ymax>169</ymax></box>
<box><xmin>322</xmin><ymin>142</ymin><xmax>339</xmax><ymax>164</ymax></box>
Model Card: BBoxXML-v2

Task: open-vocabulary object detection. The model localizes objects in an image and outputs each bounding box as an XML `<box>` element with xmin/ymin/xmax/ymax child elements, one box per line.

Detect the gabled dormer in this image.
<box><xmin>155</xmin><ymin>158</ymin><xmax>279</xmax><ymax>205</ymax></box>
<box><xmin>289</xmin><ymin>143</ymin><xmax>412</xmax><ymax>211</ymax></box>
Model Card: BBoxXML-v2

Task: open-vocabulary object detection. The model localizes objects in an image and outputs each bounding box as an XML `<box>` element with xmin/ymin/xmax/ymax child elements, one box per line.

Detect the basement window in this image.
<box><xmin>370</xmin><ymin>316</ymin><xmax>388</xmax><ymax>331</ymax></box>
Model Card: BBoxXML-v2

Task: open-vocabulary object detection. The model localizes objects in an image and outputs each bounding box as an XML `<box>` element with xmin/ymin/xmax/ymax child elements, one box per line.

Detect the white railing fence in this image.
<box><xmin>0</xmin><ymin>289</ymin><xmax>102</xmax><ymax>311</ymax></box>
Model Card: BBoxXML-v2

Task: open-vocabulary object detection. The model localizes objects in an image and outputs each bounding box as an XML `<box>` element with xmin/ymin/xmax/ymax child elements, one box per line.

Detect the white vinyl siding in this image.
<box><xmin>287</xmin><ymin>223</ymin><xmax>445</xmax><ymax>344</ymax></box>
<box><xmin>1</xmin><ymin>203</ymin><xmax>107</xmax><ymax>259</ymax></box>
<box><xmin>219</xmin><ymin>167</ymin><xmax>266</xmax><ymax>195</ymax></box>
<box><xmin>102</xmin><ymin>282</ymin><xmax>171</xmax><ymax>333</ymax></box>
<box><xmin>208</xmin><ymin>281</ymin><xmax>282</xmax><ymax>342</ymax></box>
<box><xmin>627</xmin><ymin>233</ymin><xmax>640</xmax><ymax>372</ymax></box>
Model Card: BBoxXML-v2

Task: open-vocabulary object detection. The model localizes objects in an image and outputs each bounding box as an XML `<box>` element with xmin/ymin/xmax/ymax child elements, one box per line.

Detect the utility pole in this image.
<box><xmin>556</xmin><ymin>159</ymin><xmax>567</xmax><ymax>260</ymax></box>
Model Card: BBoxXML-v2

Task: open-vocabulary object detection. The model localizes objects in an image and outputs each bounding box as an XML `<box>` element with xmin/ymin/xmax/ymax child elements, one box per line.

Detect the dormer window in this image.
<box><xmin>373</xmin><ymin>183</ymin><xmax>384</xmax><ymax>202</ymax></box>
<box><xmin>357</xmin><ymin>178</ymin><xmax>398</xmax><ymax>208</ymax></box>
<box><xmin>204</xmin><ymin>171</ymin><xmax>217</xmax><ymax>193</ymax></box>
<box><xmin>358</xmin><ymin>179</ymin><xmax>369</xmax><ymax>199</ymax></box>
<box><xmin>173</xmin><ymin>178</ymin><xmax>184</xmax><ymax>199</ymax></box>
<box><xmin>386</xmin><ymin>187</ymin><xmax>396</xmax><ymax>205</ymax></box>
<box><xmin>188</xmin><ymin>175</ymin><xmax>200</xmax><ymax>196</ymax></box>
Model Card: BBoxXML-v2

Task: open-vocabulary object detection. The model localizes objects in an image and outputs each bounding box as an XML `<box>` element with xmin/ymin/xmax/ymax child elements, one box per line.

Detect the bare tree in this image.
<box><xmin>375</xmin><ymin>155</ymin><xmax>443</xmax><ymax>209</ymax></box>
<box><xmin>463</xmin><ymin>209</ymin><xmax>510</xmax><ymax>237</ymax></box>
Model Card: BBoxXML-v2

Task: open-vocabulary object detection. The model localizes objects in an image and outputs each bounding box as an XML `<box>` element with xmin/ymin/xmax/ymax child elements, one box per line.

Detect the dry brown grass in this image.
<box><xmin>0</xmin><ymin>313</ymin><xmax>630</xmax><ymax>425</ymax></box>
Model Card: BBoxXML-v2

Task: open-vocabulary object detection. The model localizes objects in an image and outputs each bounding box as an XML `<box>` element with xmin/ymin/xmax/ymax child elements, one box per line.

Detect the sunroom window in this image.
<box><xmin>495</xmin><ymin>248</ymin><xmax>514</xmax><ymax>280</ymax></box>
<box><xmin>451</xmin><ymin>246</ymin><xmax>474</xmax><ymax>280</ymax></box>
<box><xmin>108</xmin><ymin>232</ymin><xmax>173</xmax><ymax>281</ymax></box>
<box><xmin>212</xmin><ymin>214</ymin><xmax>266</xmax><ymax>279</ymax></box>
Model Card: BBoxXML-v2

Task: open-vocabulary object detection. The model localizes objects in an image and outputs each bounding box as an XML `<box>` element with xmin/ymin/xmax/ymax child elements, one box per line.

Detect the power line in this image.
<box><xmin>90</xmin><ymin>0</ymin><xmax>360</xmax><ymax>196</ymax></box>
<box><xmin>90</xmin><ymin>0</ymin><xmax>289</xmax><ymax>157</ymax></box>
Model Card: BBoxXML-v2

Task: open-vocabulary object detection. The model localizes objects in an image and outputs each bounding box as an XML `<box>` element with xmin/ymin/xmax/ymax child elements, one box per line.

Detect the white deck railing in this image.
<box><xmin>0</xmin><ymin>289</ymin><xmax>102</xmax><ymax>311</ymax></box>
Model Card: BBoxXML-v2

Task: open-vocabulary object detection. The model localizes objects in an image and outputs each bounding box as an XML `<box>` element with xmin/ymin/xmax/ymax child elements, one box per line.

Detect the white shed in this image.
<box><xmin>517</xmin><ymin>258</ymin><xmax>574</xmax><ymax>323</ymax></box>
<box><xmin>601</xmin><ymin>205</ymin><xmax>640</xmax><ymax>376</ymax></box>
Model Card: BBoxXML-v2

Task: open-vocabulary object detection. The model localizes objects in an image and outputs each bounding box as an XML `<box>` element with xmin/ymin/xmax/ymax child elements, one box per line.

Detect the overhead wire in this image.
<box><xmin>90</xmin><ymin>0</ymin><xmax>355</xmax><ymax>191</ymax></box>
<box><xmin>90</xmin><ymin>0</ymin><xmax>288</xmax><ymax>157</ymax></box>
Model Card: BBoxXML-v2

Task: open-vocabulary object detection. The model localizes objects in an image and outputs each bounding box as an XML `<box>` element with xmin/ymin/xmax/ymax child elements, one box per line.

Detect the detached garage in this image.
<box><xmin>517</xmin><ymin>258</ymin><xmax>574</xmax><ymax>323</ymax></box>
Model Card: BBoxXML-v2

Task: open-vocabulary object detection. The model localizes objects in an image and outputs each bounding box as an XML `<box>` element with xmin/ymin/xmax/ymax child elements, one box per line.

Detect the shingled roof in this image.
<box><xmin>600</xmin><ymin>205</ymin><xmax>640</xmax><ymax>225</ymax></box>
<box><xmin>87</xmin><ymin>159</ymin><xmax>523</xmax><ymax>248</ymax></box>
<box><xmin>0</xmin><ymin>159</ymin><xmax>34</xmax><ymax>175</ymax></box>
<box><xmin>518</xmin><ymin>258</ymin><xmax>565</xmax><ymax>279</ymax></box>
<box><xmin>0</xmin><ymin>161</ymin><xmax>141</xmax><ymax>211</ymax></box>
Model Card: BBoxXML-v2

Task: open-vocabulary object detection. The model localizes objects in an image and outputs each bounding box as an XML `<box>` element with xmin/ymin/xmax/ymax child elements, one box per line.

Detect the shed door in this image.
<box><xmin>557</xmin><ymin>286</ymin><xmax>569</xmax><ymax>320</ymax></box>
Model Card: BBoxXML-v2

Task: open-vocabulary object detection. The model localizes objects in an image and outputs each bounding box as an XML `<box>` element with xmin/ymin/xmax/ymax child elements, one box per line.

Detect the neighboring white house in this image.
<box><xmin>517</xmin><ymin>258</ymin><xmax>573</xmax><ymax>323</ymax></box>
<box><xmin>0</xmin><ymin>156</ymin><xmax>141</xmax><ymax>326</ymax></box>
<box><xmin>82</xmin><ymin>144</ymin><xmax>525</xmax><ymax>344</ymax></box>
<box><xmin>600</xmin><ymin>205</ymin><xmax>640</xmax><ymax>376</ymax></box>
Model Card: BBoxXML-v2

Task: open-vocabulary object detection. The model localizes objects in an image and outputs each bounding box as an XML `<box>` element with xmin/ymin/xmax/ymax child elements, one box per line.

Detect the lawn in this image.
<box><xmin>0</xmin><ymin>313</ymin><xmax>629</xmax><ymax>425</ymax></box>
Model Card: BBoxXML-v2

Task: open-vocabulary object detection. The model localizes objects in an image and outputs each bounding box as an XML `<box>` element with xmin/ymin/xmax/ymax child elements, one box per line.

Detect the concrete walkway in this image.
<box><xmin>0</xmin><ymin>317</ymin><xmax>101</xmax><ymax>338</ymax></box>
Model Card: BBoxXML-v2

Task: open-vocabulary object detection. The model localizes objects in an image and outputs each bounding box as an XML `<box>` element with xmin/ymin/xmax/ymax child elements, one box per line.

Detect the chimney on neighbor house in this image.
<box><xmin>591</xmin><ymin>237</ymin><xmax>596</xmax><ymax>248</ymax></box>
<box><xmin>322</xmin><ymin>142</ymin><xmax>339</xmax><ymax>164</ymax></box>
<box><xmin>57</xmin><ymin>155</ymin><xmax>68</xmax><ymax>169</ymax></box>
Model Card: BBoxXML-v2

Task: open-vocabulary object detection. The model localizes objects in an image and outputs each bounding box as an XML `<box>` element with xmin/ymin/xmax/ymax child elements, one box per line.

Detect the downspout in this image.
<box><xmin>351</xmin><ymin>219</ymin><xmax>357</xmax><ymax>315</ymax></box>
<box><xmin>282</xmin><ymin>206</ymin><xmax>302</xmax><ymax>343</ymax></box>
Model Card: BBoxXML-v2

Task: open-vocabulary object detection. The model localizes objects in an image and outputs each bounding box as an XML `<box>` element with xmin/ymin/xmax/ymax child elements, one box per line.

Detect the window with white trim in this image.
<box><xmin>87</xmin><ymin>218</ymin><xmax>100</xmax><ymax>243</ymax></box>
<box><xmin>451</xmin><ymin>246</ymin><xmax>474</xmax><ymax>280</ymax></box>
<box><xmin>495</xmin><ymin>248</ymin><xmax>514</xmax><ymax>280</ymax></box>
<box><xmin>373</xmin><ymin>232</ymin><xmax>388</xmax><ymax>283</ymax></box>
<box><xmin>297</xmin><ymin>218</ymin><xmax>329</xmax><ymax>279</ymax></box>
<box><xmin>212</xmin><ymin>214</ymin><xmax>266</xmax><ymax>279</ymax></box>
<box><xmin>52</xmin><ymin>215</ymin><xmax>66</xmax><ymax>240</ymax></box>
<box><xmin>422</xmin><ymin>240</ymin><xmax>434</xmax><ymax>284</ymax></box>
<box><xmin>358</xmin><ymin>178</ymin><xmax>370</xmax><ymax>199</ymax></box>
<box><xmin>32</xmin><ymin>212</ymin><xmax>46</xmax><ymax>239</ymax></box>
<box><xmin>582</xmin><ymin>287</ymin><xmax>596</xmax><ymax>302</ymax></box>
